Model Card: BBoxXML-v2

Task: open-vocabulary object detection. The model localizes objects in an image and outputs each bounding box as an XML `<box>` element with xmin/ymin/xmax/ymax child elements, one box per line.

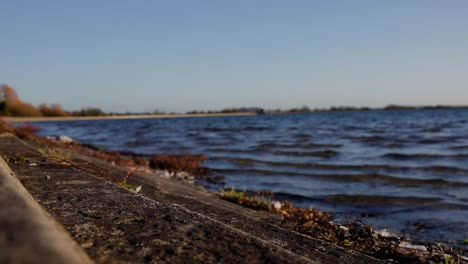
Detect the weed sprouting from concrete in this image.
<box><xmin>37</xmin><ymin>147</ymin><xmax>71</xmax><ymax>164</ymax></box>
<box><xmin>115</xmin><ymin>169</ymin><xmax>142</xmax><ymax>192</ymax></box>
<box><xmin>1</xmin><ymin>154</ymin><xmax>32</xmax><ymax>164</ymax></box>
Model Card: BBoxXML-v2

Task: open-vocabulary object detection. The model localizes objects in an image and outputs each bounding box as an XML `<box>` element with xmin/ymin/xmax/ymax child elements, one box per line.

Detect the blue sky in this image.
<box><xmin>1</xmin><ymin>1</ymin><xmax>467</xmax><ymax>112</ymax></box>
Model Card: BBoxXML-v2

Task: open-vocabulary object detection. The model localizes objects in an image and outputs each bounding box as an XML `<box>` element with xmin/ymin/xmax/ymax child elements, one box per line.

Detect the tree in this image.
<box><xmin>0</xmin><ymin>84</ymin><xmax>42</xmax><ymax>116</ymax></box>
<box><xmin>72</xmin><ymin>107</ymin><xmax>106</xmax><ymax>116</ymax></box>
<box><xmin>0</xmin><ymin>84</ymin><xmax>19</xmax><ymax>102</ymax></box>
<box><xmin>39</xmin><ymin>103</ymin><xmax>70</xmax><ymax>117</ymax></box>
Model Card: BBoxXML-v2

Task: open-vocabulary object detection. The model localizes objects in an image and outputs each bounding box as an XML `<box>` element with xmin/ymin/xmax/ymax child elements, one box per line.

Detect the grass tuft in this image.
<box><xmin>219</xmin><ymin>188</ymin><xmax>273</xmax><ymax>210</ymax></box>
<box><xmin>1</xmin><ymin>154</ymin><xmax>32</xmax><ymax>164</ymax></box>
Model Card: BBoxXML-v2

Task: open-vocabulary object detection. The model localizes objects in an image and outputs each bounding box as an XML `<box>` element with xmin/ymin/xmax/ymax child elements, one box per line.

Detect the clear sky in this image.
<box><xmin>1</xmin><ymin>1</ymin><xmax>467</xmax><ymax>113</ymax></box>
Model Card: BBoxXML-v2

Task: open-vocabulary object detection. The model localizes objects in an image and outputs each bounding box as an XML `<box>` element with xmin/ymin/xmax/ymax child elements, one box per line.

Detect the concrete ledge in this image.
<box><xmin>0</xmin><ymin>134</ymin><xmax>387</xmax><ymax>263</ymax></box>
<box><xmin>0</xmin><ymin>156</ymin><xmax>92</xmax><ymax>264</ymax></box>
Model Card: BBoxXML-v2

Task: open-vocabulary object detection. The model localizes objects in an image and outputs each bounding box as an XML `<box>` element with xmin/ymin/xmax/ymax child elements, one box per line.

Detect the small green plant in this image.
<box><xmin>220</xmin><ymin>188</ymin><xmax>246</xmax><ymax>200</ymax></box>
<box><xmin>444</xmin><ymin>254</ymin><xmax>455</xmax><ymax>264</ymax></box>
<box><xmin>38</xmin><ymin>147</ymin><xmax>71</xmax><ymax>163</ymax></box>
<box><xmin>1</xmin><ymin>154</ymin><xmax>32</xmax><ymax>163</ymax></box>
<box><xmin>115</xmin><ymin>170</ymin><xmax>141</xmax><ymax>193</ymax></box>
<box><xmin>219</xmin><ymin>188</ymin><xmax>273</xmax><ymax>210</ymax></box>
<box><xmin>117</xmin><ymin>170</ymin><xmax>134</xmax><ymax>189</ymax></box>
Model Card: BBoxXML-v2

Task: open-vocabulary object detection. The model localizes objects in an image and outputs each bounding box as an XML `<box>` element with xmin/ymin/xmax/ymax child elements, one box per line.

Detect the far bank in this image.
<box><xmin>2</xmin><ymin>112</ymin><xmax>257</xmax><ymax>123</ymax></box>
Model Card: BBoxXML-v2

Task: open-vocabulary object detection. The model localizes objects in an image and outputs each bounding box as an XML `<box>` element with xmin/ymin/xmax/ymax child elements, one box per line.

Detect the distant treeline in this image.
<box><xmin>186</xmin><ymin>104</ymin><xmax>468</xmax><ymax>115</ymax></box>
<box><xmin>0</xmin><ymin>84</ymin><xmax>107</xmax><ymax>117</ymax></box>
<box><xmin>266</xmin><ymin>104</ymin><xmax>468</xmax><ymax>114</ymax></box>
<box><xmin>186</xmin><ymin>107</ymin><xmax>265</xmax><ymax>115</ymax></box>
<box><xmin>1</xmin><ymin>83</ymin><xmax>467</xmax><ymax>117</ymax></box>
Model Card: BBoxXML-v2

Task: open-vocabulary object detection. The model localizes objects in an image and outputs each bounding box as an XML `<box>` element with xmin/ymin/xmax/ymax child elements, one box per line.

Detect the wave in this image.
<box><xmin>419</xmin><ymin>127</ymin><xmax>443</xmax><ymax>133</ymax></box>
<box><xmin>269</xmin><ymin>192</ymin><xmax>468</xmax><ymax>211</ymax></box>
<box><xmin>384</xmin><ymin>142</ymin><xmax>406</xmax><ymax>148</ymax></box>
<box><xmin>205</xmin><ymin>148</ymin><xmax>340</xmax><ymax>158</ymax></box>
<box><xmin>206</xmin><ymin>148</ymin><xmax>259</xmax><ymax>154</ymax></box>
<box><xmin>266</xmin><ymin>192</ymin><xmax>468</xmax><ymax>212</ymax></box>
<box><xmin>382</xmin><ymin>153</ymin><xmax>468</xmax><ymax>160</ymax></box>
<box><xmin>321</xmin><ymin>195</ymin><xmax>468</xmax><ymax>210</ymax></box>
<box><xmin>322</xmin><ymin>194</ymin><xmax>441</xmax><ymax>206</ymax></box>
<box><xmin>347</xmin><ymin>135</ymin><xmax>387</xmax><ymax>143</ymax></box>
<box><xmin>272</xmin><ymin>150</ymin><xmax>339</xmax><ymax>158</ymax></box>
<box><xmin>202</xmin><ymin>127</ymin><xmax>236</xmax><ymax>132</ymax></box>
<box><xmin>242</xmin><ymin>125</ymin><xmax>271</xmax><ymax>131</ymax></box>
<box><xmin>124</xmin><ymin>140</ymin><xmax>154</xmax><ymax>147</ymax></box>
<box><xmin>293</xmin><ymin>133</ymin><xmax>312</xmax><ymax>139</ymax></box>
<box><xmin>209</xmin><ymin>156</ymin><xmax>468</xmax><ymax>175</ymax></box>
<box><xmin>212</xmin><ymin>168</ymin><xmax>468</xmax><ymax>187</ymax></box>
<box><xmin>255</xmin><ymin>142</ymin><xmax>341</xmax><ymax>149</ymax></box>
<box><xmin>417</xmin><ymin>136</ymin><xmax>464</xmax><ymax>144</ymax></box>
<box><xmin>450</xmin><ymin>145</ymin><xmax>468</xmax><ymax>150</ymax></box>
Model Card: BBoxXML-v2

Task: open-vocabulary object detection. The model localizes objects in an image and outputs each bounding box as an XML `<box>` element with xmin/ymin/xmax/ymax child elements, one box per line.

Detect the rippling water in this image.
<box><xmin>33</xmin><ymin>109</ymin><xmax>468</xmax><ymax>245</ymax></box>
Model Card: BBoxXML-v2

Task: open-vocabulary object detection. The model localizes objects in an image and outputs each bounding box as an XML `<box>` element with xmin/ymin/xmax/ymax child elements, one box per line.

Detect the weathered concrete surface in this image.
<box><xmin>0</xmin><ymin>152</ymin><xmax>92</xmax><ymax>263</ymax></box>
<box><xmin>0</xmin><ymin>134</ymin><xmax>385</xmax><ymax>263</ymax></box>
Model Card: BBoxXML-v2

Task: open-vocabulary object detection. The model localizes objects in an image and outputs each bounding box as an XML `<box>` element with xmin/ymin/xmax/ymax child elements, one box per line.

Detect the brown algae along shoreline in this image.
<box><xmin>1</xmin><ymin>120</ymin><xmax>467</xmax><ymax>263</ymax></box>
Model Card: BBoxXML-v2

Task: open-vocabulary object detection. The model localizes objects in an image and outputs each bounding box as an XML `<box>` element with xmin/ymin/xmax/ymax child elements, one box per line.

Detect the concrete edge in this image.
<box><xmin>0</xmin><ymin>156</ymin><xmax>93</xmax><ymax>264</ymax></box>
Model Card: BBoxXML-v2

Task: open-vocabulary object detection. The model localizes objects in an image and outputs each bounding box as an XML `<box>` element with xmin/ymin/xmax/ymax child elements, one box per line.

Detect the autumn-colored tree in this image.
<box><xmin>0</xmin><ymin>84</ymin><xmax>42</xmax><ymax>116</ymax></box>
<box><xmin>39</xmin><ymin>103</ymin><xmax>70</xmax><ymax>117</ymax></box>
<box><xmin>0</xmin><ymin>84</ymin><xmax>19</xmax><ymax>102</ymax></box>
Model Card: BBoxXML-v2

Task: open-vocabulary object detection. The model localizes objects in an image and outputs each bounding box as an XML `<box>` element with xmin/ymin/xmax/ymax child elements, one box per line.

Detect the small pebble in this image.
<box><xmin>377</xmin><ymin>228</ymin><xmax>399</xmax><ymax>239</ymax></box>
<box><xmin>45</xmin><ymin>175</ymin><xmax>51</xmax><ymax>180</ymax></box>
<box><xmin>273</xmin><ymin>201</ymin><xmax>282</xmax><ymax>210</ymax></box>
<box><xmin>80</xmin><ymin>241</ymin><xmax>94</xmax><ymax>249</ymax></box>
<box><xmin>58</xmin><ymin>135</ymin><xmax>73</xmax><ymax>144</ymax></box>
<box><xmin>339</xmin><ymin>225</ymin><xmax>349</xmax><ymax>232</ymax></box>
<box><xmin>134</xmin><ymin>186</ymin><xmax>142</xmax><ymax>193</ymax></box>
<box><xmin>398</xmin><ymin>241</ymin><xmax>427</xmax><ymax>251</ymax></box>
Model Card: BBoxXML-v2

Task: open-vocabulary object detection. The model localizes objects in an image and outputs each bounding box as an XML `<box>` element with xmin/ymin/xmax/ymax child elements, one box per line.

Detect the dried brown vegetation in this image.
<box><xmin>15</xmin><ymin>123</ymin><xmax>41</xmax><ymax>134</ymax></box>
<box><xmin>0</xmin><ymin>119</ymin><xmax>47</xmax><ymax>141</ymax></box>
<box><xmin>149</xmin><ymin>154</ymin><xmax>208</xmax><ymax>174</ymax></box>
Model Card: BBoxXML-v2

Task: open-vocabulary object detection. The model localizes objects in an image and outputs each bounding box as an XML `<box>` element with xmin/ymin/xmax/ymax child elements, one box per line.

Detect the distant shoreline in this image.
<box><xmin>2</xmin><ymin>112</ymin><xmax>257</xmax><ymax>123</ymax></box>
<box><xmin>3</xmin><ymin>105</ymin><xmax>468</xmax><ymax>123</ymax></box>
